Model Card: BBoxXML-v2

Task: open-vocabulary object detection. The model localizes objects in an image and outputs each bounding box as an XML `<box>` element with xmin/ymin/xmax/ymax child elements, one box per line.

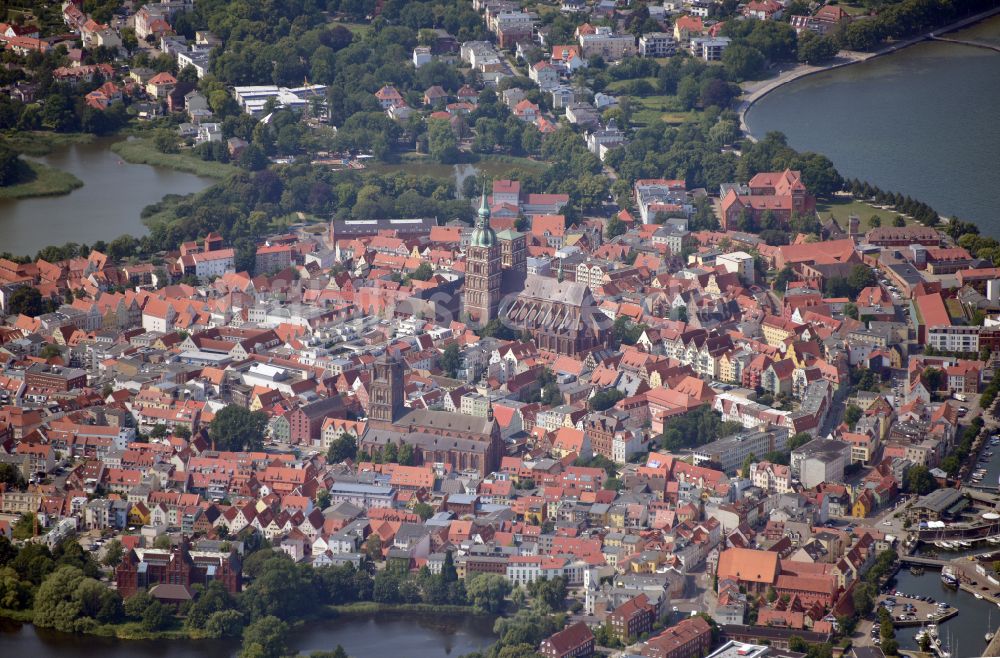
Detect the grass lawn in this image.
<box><xmin>815</xmin><ymin>196</ymin><xmax>915</xmax><ymax>232</ymax></box>
<box><xmin>629</xmin><ymin>94</ymin><xmax>699</xmax><ymax>126</ymax></box>
<box><xmin>605</xmin><ymin>77</ymin><xmax>660</xmax><ymax>93</ymax></box>
<box><xmin>0</xmin><ymin>160</ymin><xmax>83</xmax><ymax>199</ymax></box>
<box><xmin>838</xmin><ymin>2</ymin><xmax>875</xmax><ymax>16</ymax></box>
<box><xmin>0</xmin><ymin>131</ymin><xmax>94</xmax><ymax>156</ymax></box>
<box><xmin>335</xmin><ymin>21</ymin><xmax>372</xmax><ymax>36</ymax></box>
<box><xmin>111</xmin><ymin>138</ymin><xmax>236</xmax><ymax>179</ymax></box>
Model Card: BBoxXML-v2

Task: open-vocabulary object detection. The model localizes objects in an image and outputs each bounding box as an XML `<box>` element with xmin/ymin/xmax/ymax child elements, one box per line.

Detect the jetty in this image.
<box><xmin>928</xmin><ymin>35</ymin><xmax>1000</xmax><ymax>53</ymax></box>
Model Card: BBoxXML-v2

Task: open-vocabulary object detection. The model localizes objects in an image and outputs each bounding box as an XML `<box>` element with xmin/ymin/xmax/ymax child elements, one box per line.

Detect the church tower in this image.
<box><xmin>369</xmin><ymin>353</ymin><xmax>403</xmax><ymax>424</ymax></box>
<box><xmin>464</xmin><ymin>185</ymin><xmax>502</xmax><ymax>327</ymax></box>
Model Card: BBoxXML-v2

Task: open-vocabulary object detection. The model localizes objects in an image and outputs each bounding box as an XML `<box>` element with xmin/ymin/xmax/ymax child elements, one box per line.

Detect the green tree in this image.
<box><xmin>34</xmin><ymin>566</ymin><xmax>121</xmax><ymax>632</ymax></box>
<box><xmin>0</xmin><ymin>566</ymin><xmax>32</xmax><ymax>610</ymax></box>
<box><xmin>852</xmin><ymin>582</ymin><xmax>874</xmax><ymax>617</ymax></box>
<box><xmin>410</xmin><ymin>262</ymin><xmax>434</xmax><ymax>281</ymax></box>
<box><xmin>7</xmin><ymin>286</ymin><xmax>44</xmax><ymax>316</ymax></box>
<box><xmin>742</xmin><ymin>452</ymin><xmax>757</xmax><ymax>478</ymax></box>
<box><xmin>365</xmin><ymin>534</ymin><xmax>382</xmax><ymax>562</ymax></box>
<box><xmin>440</xmin><ymin>343</ymin><xmax>461</xmax><ymax>379</ymax></box>
<box><xmin>442</xmin><ymin>550</ymin><xmax>458</xmax><ymax>583</ymax></box>
<box><xmin>241</xmin><ymin>556</ymin><xmax>318</xmax><ymax>621</ymax></box>
<box><xmin>326</xmin><ymin>432</ymin><xmax>358</xmax><ymax>463</ymax></box>
<box><xmin>0</xmin><ymin>145</ymin><xmax>29</xmax><ymax>187</ymax></box>
<box><xmin>239</xmin><ymin>144</ymin><xmax>268</xmax><ymax>171</ymax></box>
<box><xmin>141</xmin><ymin>599</ymin><xmax>172</xmax><ymax>631</ymax></box>
<box><xmin>186</xmin><ymin>581</ymin><xmax>236</xmax><ymax>630</ymax></box>
<box><xmin>205</xmin><ymin>609</ymin><xmax>246</xmax><ymax>638</ymax></box>
<box><xmin>847</xmin><ymin>264</ymin><xmax>876</xmax><ymax>295</ymax></box>
<box><xmin>605</xmin><ymin>215</ymin><xmax>626</xmax><ymax>238</ymax></box>
<box><xmin>906</xmin><ymin>465</ymin><xmax>938</xmax><ymax>495</ymax></box>
<box><xmin>467</xmin><ymin>573</ymin><xmax>511</xmax><ymax>614</ymax></box>
<box><xmin>12</xmin><ymin>513</ymin><xmax>36</xmax><ymax>540</ymax></box>
<box><xmin>372</xmin><ymin>570</ymin><xmax>400</xmax><ymax>603</ymax></box>
<box><xmin>529</xmin><ymin>576</ymin><xmax>566</xmax><ymax>610</ymax></box>
<box><xmin>774</xmin><ymin>265</ymin><xmax>796</xmax><ymax>291</ymax></box>
<box><xmin>153</xmin><ymin>129</ymin><xmax>179</xmax><ymax>154</ymax></box>
<box><xmin>240</xmin><ymin>615</ymin><xmax>289</xmax><ymax>658</ymax></box>
<box><xmin>412</xmin><ymin>502</ymin><xmax>434</xmax><ymax>520</ymax></box>
<box><xmin>427</xmin><ymin>119</ymin><xmax>460</xmax><ymax>163</ymax></box>
<box><xmin>797</xmin><ymin>31</ymin><xmax>839</xmax><ymax>65</ymax></box>
<box><xmin>844</xmin><ymin>405</ymin><xmax>863</xmax><ymax>429</ymax></box>
<box><xmin>0</xmin><ymin>463</ymin><xmax>25</xmax><ymax>490</ymax></box>
<box><xmin>923</xmin><ymin>367</ymin><xmax>945</xmax><ymax>393</ymax></box>
<box><xmin>788</xmin><ymin>432</ymin><xmax>812</xmax><ymax>451</ymax></box>
<box><xmin>589</xmin><ymin>388</ymin><xmax>624</xmax><ymax>411</ymax></box>
<box><xmin>123</xmin><ymin>590</ymin><xmax>156</xmax><ymax>619</ymax></box>
<box><xmin>722</xmin><ymin>44</ymin><xmax>765</xmax><ymax>81</ymax></box>
<box><xmin>315</xmin><ymin>488</ymin><xmax>331</xmax><ymax>510</ymax></box>
<box><xmin>209</xmin><ymin>405</ymin><xmax>268</xmax><ymax>451</ymax></box>
<box><xmin>102</xmin><ymin>539</ymin><xmax>124</xmax><ymax>568</ymax></box>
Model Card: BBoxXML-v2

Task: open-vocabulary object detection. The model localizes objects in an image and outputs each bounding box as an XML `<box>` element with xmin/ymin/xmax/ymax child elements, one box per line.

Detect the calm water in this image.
<box><xmin>746</xmin><ymin>16</ymin><xmax>1000</xmax><ymax>235</ymax></box>
<box><xmin>889</xmin><ymin>569</ymin><xmax>998</xmax><ymax>656</ymax></box>
<box><xmin>0</xmin><ymin>611</ymin><xmax>496</xmax><ymax>658</ymax></box>
<box><xmin>0</xmin><ymin>137</ymin><xmax>214</xmax><ymax>257</ymax></box>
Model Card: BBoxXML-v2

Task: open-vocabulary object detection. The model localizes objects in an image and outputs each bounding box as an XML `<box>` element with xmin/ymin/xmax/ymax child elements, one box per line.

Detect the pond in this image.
<box><xmin>0</xmin><ymin>610</ymin><xmax>496</xmax><ymax>658</ymax></box>
<box><xmin>0</xmin><ymin>137</ymin><xmax>215</xmax><ymax>257</ymax></box>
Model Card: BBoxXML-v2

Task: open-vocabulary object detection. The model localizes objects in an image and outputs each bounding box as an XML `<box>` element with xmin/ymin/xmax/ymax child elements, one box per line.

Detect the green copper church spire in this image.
<box><xmin>470</xmin><ymin>178</ymin><xmax>496</xmax><ymax>248</ymax></box>
<box><xmin>477</xmin><ymin>180</ymin><xmax>490</xmax><ymax>227</ymax></box>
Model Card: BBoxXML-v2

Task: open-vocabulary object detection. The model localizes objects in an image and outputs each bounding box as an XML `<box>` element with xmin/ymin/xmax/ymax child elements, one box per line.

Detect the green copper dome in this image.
<box><xmin>470</xmin><ymin>184</ymin><xmax>497</xmax><ymax>248</ymax></box>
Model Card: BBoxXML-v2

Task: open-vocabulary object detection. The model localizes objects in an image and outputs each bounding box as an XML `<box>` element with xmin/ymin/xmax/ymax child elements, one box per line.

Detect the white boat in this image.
<box><xmin>976</xmin><ymin>593</ymin><xmax>985</xmax><ymax>599</ymax></box>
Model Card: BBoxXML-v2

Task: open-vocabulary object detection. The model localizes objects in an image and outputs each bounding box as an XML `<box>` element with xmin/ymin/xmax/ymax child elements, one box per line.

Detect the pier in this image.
<box><xmin>928</xmin><ymin>35</ymin><xmax>1000</xmax><ymax>53</ymax></box>
<box><xmin>876</xmin><ymin>592</ymin><xmax>958</xmax><ymax>628</ymax></box>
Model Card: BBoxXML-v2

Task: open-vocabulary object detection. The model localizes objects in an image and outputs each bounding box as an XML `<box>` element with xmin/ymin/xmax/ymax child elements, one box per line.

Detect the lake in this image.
<box><xmin>745</xmin><ymin>16</ymin><xmax>1000</xmax><ymax>235</ymax></box>
<box><xmin>0</xmin><ymin>611</ymin><xmax>496</xmax><ymax>658</ymax></box>
<box><xmin>0</xmin><ymin>137</ymin><xmax>215</xmax><ymax>258</ymax></box>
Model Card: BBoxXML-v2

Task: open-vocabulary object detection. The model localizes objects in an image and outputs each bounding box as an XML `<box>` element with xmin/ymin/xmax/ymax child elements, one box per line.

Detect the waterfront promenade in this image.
<box><xmin>737</xmin><ymin>5</ymin><xmax>1000</xmax><ymax>139</ymax></box>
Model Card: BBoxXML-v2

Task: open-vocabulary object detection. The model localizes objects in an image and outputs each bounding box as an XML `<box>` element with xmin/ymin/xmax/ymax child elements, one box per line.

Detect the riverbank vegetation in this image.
<box><xmin>0</xmin><ymin>132</ymin><xmax>94</xmax><ymax>157</ymax></box>
<box><xmin>0</xmin><ymin>528</ymin><xmax>495</xmax><ymax>652</ymax></box>
<box><xmin>0</xmin><ymin>157</ymin><xmax>83</xmax><ymax>200</ymax></box>
<box><xmin>836</xmin><ymin>0</ymin><xmax>1000</xmax><ymax>51</ymax></box>
<box><xmin>111</xmin><ymin>138</ymin><xmax>236</xmax><ymax>179</ymax></box>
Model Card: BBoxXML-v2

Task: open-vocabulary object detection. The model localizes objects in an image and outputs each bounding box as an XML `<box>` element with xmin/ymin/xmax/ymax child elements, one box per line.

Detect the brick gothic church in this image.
<box><xmin>463</xmin><ymin>188</ymin><xmax>502</xmax><ymax>327</ymax></box>
<box><xmin>359</xmin><ymin>353</ymin><xmax>504</xmax><ymax>476</ymax></box>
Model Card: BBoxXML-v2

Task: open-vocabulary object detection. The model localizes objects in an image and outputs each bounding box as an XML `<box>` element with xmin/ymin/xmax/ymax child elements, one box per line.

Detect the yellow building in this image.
<box><xmin>762</xmin><ymin>316</ymin><xmax>795</xmax><ymax>348</ymax></box>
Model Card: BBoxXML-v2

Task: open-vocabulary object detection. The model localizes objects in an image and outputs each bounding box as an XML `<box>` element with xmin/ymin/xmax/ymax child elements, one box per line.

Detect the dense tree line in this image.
<box><xmin>844</xmin><ymin>178</ymin><xmax>940</xmax><ymax>226</ymax></box>
<box><xmin>836</xmin><ymin>0</ymin><xmax>1000</xmax><ymax>51</ymax></box>
<box><xmin>0</xmin><ymin>535</ymin><xmax>109</xmax><ymax>627</ymax></box>
<box><xmin>939</xmin><ymin>415</ymin><xmax>984</xmax><ymax>476</ymax></box>
<box><xmin>0</xmin><ymin>45</ymin><xmax>131</xmax><ymax>135</ymax></box>
<box><xmin>0</xmin><ymin>145</ymin><xmax>32</xmax><ymax>187</ymax></box>
<box><xmin>0</xmin><ymin>529</ymin><xmax>495</xmax><ymax>645</ymax></box>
